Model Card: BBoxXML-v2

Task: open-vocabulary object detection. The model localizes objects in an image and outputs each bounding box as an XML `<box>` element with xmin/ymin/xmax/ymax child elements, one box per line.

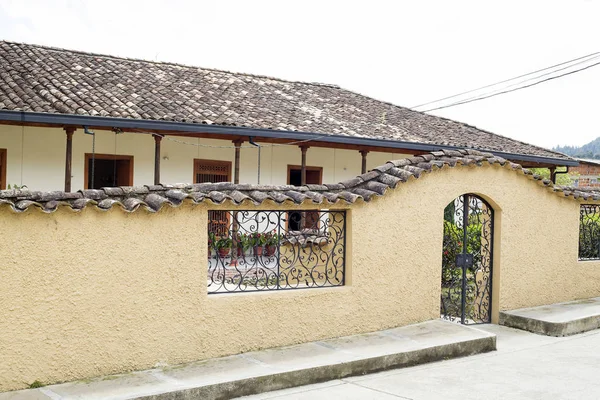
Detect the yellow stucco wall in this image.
<box><xmin>1</xmin><ymin>162</ymin><xmax>599</xmax><ymax>391</ymax></box>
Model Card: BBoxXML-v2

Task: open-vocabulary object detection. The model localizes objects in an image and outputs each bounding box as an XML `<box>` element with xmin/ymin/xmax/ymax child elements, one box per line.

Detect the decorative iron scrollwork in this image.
<box><xmin>579</xmin><ymin>205</ymin><xmax>600</xmax><ymax>260</ymax></box>
<box><xmin>441</xmin><ymin>194</ymin><xmax>493</xmax><ymax>324</ymax></box>
<box><xmin>207</xmin><ymin>210</ymin><xmax>346</xmax><ymax>293</ymax></box>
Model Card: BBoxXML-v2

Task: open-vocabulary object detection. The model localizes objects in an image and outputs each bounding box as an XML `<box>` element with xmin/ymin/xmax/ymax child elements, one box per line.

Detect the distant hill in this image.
<box><xmin>554</xmin><ymin>137</ymin><xmax>600</xmax><ymax>159</ymax></box>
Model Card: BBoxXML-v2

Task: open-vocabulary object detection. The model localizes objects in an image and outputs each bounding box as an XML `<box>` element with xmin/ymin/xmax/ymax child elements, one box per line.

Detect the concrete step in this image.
<box><xmin>499</xmin><ymin>297</ymin><xmax>600</xmax><ymax>337</ymax></box>
<box><xmin>0</xmin><ymin>320</ymin><xmax>496</xmax><ymax>400</ymax></box>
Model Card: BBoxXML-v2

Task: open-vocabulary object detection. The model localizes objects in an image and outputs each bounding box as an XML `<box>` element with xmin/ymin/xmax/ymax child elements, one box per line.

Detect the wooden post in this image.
<box><xmin>299</xmin><ymin>145</ymin><xmax>309</xmax><ymax>230</ymax></box>
<box><xmin>231</xmin><ymin>139</ymin><xmax>244</xmax><ymax>265</ymax></box>
<box><xmin>64</xmin><ymin>127</ymin><xmax>76</xmax><ymax>192</ymax></box>
<box><xmin>154</xmin><ymin>135</ymin><xmax>162</xmax><ymax>185</ymax></box>
<box><xmin>300</xmin><ymin>146</ymin><xmax>309</xmax><ymax>185</ymax></box>
<box><xmin>360</xmin><ymin>150</ymin><xmax>369</xmax><ymax>174</ymax></box>
<box><xmin>233</xmin><ymin>139</ymin><xmax>243</xmax><ymax>184</ymax></box>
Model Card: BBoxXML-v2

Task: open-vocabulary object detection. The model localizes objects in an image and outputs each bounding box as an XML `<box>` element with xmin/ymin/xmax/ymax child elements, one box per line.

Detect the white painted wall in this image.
<box><xmin>0</xmin><ymin>125</ymin><xmax>410</xmax><ymax>191</ymax></box>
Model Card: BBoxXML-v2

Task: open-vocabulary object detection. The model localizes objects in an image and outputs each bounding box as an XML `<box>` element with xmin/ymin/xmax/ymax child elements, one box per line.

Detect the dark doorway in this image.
<box><xmin>288</xmin><ymin>169</ymin><xmax>321</xmax><ymax>186</ymax></box>
<box><xmin>287</xmin><ymin>165</ymin><xmax>322</xmax><ymax>231</ymax></box>
<box><xmin>441</xmin><ymin>194</ymin><xmax>494</xmax><ymax>324</ymax></box>
<box><xmin>85</xmin><ymin>154</ymin><xmax>133</xmax><ymax>189</ymax></box>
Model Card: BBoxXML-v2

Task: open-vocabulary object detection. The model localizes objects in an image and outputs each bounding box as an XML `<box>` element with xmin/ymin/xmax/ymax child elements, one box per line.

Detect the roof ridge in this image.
<box><xmin>0</xmin><ymin>149</ymin><xmax>592</xmax><ymax>214</ymax></box>
<box><xmin>1</xmin><ymin>39</ymin><xmax>341</xmax><ymax>89</ymax></box>
<box><xmin>0</xmin><ymin>40</ymin><xmax>574</xmax><ymax>162</ymax></box>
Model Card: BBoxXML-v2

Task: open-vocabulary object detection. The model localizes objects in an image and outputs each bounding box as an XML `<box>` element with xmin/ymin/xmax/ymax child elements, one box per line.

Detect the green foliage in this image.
<box><xmin>29</xmin><ymin>380</ymin><xmax>44</xmax><ymax>389</ymax></box>
<box><xmin>443</xmin><ymin>202</ymin><xmax>455</xmax><ymax>223</ymax></box>
<box><xmin>235</xmin><ymin>233</ymin><xmax>253</xmax><ymax>251</ymax></box>
<box><xmin>210</xmin><ymin>232</ymin><xmax>283</xmax><ymax>252</ymax></box>
<box><xmin>579</xmin><ymin>212</ymin><xmax>600</xmax><ymax>259</ymax></box>
<box><xmin>208</xmin><ymin>232</ymin><xmax>217</xmax><ymax>248</ymax></box>
<box><xmin>248</xmin><ymin>232</ymin><xmax>268</xmax><ymax>247</ymax></box>
<box><xmin>263</xmin><ymin>231</ymin><xmax>282</xmax><ymax>246</ymax></box>
<box><xmin>554</xmin><ymin>137</ymin><xmax>600</xmax><ymax>159</ymax></box>
<box><xmin>7</xmin><ymin>183</ymin><xmax>28</xmax><ymax>190</ymax></box>
<box><xmin>530</xmin><ymin>167</ymin><xmax>577</xmax><ymax>186</ymax></box>
<box><xmin>441</xmin><ymin>221</ymin><xmax>483</xmax><ymax>286</ymax></box>
<box><xmin>242</xmin><ymin>276</ymin><xmax>278</xmax><ymax>287</ymax></box>
<box><xmin>215</xmin><ymin>237</ymin><xmax>232</xmax><ymax>249</ymax></box>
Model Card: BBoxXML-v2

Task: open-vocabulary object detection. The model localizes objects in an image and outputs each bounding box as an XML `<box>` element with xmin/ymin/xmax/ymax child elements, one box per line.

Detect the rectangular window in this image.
<box><xmin>194</xmin><ymin>159</ymin><xmax>232</xmax><ymax>236</ymax></box>
<box><xmin>207</xmin><ymin>209</ymin><xmax>346</xmax><ymax>293</ymax></box>
<box><xmin>579</xmin><ymin>205</ymin><xmax>600</xmax><ymax>260</ymax></box>
<box><xmin>84</xmin><ymin>154</ymin><xmax>133</xmax><ymax>189</ymax></box>
<box><xmin>287</xmin><ymin>165</ymin><xmax>323</xmax><ymax>231</ymax></box>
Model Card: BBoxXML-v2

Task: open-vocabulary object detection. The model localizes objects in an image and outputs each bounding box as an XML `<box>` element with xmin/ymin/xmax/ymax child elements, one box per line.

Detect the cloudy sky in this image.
<box><xmin>0</xmin><ymin>0</ymin><xmax>599</xmax><ymax>149</ymax></box>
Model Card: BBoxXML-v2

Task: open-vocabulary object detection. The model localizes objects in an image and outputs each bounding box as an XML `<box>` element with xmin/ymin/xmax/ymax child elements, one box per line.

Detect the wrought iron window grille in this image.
<box><xmin>207</xmin><ymin>210</ymin><xmax>346</xmax><ymax>294</ymax></box>
<box><xmin>579</xmin><ymin>205</ymin><xmax>600</xmax><ymax>260</ymax></box>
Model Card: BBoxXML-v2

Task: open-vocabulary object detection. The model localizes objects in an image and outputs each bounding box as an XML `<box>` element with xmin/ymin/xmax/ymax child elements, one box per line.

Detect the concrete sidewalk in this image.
<box><xmin>500</xmin><ymin>297</ymin><xmax>600</xmax><ymax>336</ymax></box>
<box><xmin>0</xmin><ymin>320</ymin><xmax>495</xmax><ymax>400</ymax></box>
<box><xmin>237</xmin><ymin>324</ymin><xmax>600</xmax><ymax>400</ymax></box>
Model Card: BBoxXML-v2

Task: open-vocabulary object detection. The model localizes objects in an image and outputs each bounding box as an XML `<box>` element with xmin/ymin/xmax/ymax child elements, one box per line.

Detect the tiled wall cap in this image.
<box><xmin>0</xmin><ymin>149</ymin><xmax>593</xmax><ymax>213</ymax></box>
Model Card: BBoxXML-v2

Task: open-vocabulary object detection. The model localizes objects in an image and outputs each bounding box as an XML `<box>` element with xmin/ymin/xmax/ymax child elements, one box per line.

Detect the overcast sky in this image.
<box><xmin>1</xmin><ymin>0</ymin><xmax>599</xmax><ymax>149</ymax></box>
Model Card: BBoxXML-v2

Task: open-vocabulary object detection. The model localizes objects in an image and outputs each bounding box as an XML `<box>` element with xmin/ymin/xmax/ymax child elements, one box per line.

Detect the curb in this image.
<box><xmin>499</xmin><ymin>312</ymin><xmax>600</xmax><ymax>337</ymax></box>
<box><xmin>136</xmin><ymin>335</ymin><xmax>496</xmax><ymax>400</ymax></box>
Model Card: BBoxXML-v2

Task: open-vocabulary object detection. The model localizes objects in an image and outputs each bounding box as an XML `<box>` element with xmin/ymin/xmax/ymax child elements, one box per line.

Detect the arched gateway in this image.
<box><xmin>441</xmin><ymin>194</ymin><xmax>494</xmax><ymax>324</ymax></box>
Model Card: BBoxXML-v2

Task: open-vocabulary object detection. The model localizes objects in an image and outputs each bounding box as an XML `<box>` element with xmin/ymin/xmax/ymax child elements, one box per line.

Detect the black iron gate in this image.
<box><xmin>441</xmin><ymin>194</ymin><xmax>494</xmax><ymax>324</ymax></box>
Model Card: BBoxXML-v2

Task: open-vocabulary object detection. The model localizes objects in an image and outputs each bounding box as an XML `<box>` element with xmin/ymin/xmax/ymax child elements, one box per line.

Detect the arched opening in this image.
<box><xmin>441</xmin><ymin>194</ymin><xmax>494</xmax><ymax>324</ymax></box>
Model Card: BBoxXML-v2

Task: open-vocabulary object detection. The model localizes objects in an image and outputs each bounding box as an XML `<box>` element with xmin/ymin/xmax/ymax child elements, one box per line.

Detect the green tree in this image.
<box><xmin>530</xmin><ymin>167</ymin><xmax>577</xmax><ymax>186</ymax></box>
<box><xmin>444</xmin><ymin>202</ymin><xmax>455</xmax><ymax>223</ymax></box>
<box><xmin>554</xmin><ymin>137</ymin><xmax>600</xmax><ymax>159</ymax></box>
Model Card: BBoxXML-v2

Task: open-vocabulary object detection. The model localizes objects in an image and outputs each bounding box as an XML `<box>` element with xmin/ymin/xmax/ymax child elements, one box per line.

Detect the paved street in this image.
<box><xmin>239</xmin><ymin>324</ymin><xmax>600</xmax><ymax>400</ymax></box>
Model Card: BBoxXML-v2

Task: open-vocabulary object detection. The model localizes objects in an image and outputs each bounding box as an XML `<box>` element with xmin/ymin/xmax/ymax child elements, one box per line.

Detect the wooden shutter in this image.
<box><xmin>194</xmin><ymin>159</ymin><xmax>232</xmax><ymax>236</ymax></box>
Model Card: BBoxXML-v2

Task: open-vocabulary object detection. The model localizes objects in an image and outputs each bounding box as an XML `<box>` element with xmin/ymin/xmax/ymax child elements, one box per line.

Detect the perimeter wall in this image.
<box><xmin>0</xmin><ymin>163</ymin><xmax>598</xmax><ymax>391</ymax></box>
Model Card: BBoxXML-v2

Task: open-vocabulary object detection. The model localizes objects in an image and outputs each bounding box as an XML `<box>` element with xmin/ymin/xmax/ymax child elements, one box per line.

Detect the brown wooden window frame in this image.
<box><xmin>193</xmin><ymin>159</ymin><xmax>232</xmax><ymax>184</ymax></box>
<box><xmin>286</xmin><ymin>165</ymin><xmax>323</xmax><ymax>186</ymax></box>
<box><xmin>287</xmin><ymin>165</ymin><xmax>323</xmax><ymax>231</ymax></box>
<box><xmin>84</xmin><ymin>153</ymin><xmax>134</xmax><ymax>189</ymax></box>
<box><xmin>0</xmin><ymin>149</ymin><xmax>6</xmax><ymax>190</ymax></box>
<box><xmin>194</xmin><ymin>159</ymin><xmax>232</xmax><ymax>237</ymax></box>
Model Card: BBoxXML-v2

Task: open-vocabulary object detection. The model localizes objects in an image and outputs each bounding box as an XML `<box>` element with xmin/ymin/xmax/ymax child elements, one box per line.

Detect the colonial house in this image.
<box><xmin>0</xmin><ymin>41</ymin><xmax>575</xmax><ymax>193</ymax></box>
<box><xmin>4</xmin><ymin>41</ymin><xmax>600</xmax><ymax>396</ymax></box>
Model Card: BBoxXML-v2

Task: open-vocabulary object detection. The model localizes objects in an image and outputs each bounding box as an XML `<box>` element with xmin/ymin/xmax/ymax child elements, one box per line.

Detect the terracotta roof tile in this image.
<box><xmin>0</xmin><ymin>40</ymin><xmax>571</xmax><ymax>161</ymax></box>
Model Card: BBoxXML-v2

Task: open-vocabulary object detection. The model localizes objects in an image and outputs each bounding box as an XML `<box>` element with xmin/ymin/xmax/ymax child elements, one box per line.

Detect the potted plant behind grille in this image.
<box><xmin>249</xmin><ymin>232</ymin><xmax>266</xmax><ymax>256</ymax></box>
<box><xmin>208</xmin><ymin>232</ymin><xmax>216</xmax><ymax>259</ymax></box>
<box><xmin>264</xmin><ymin>231</ymin><xmax>281</xmax><ymax>257</ymax></box>
<box><xmin>215</xmin><ymin>237</ymin><xmax>232</xmax><ymax>258</ymax></box>
<box><xmin>235</xmin><ymin>233</ymin><xmax>252</xmax><ymax>257</ymax></box>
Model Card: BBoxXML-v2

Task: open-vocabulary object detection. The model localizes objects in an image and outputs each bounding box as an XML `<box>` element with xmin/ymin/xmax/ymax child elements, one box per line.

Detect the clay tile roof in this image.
<box><xmin>0</xmin><ymin>40</ymin><xmax>571</xmax><ymax>162</ymax></box>
<box><xmin>0</xmin><ymin>149</ymin><xmax>594</xmax><ymax>214</ymax></box>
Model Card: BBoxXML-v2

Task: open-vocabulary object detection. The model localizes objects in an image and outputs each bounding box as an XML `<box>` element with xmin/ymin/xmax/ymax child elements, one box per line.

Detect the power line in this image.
<box><xmin>411</xmin><ymin>51</ymin><xmax>600</xmax><ymax>109</ymax></box>
<box><xmin>425</xmin><ymin>54</ymin><xmax>600</xmax><ymax>111</ymax></box>
<box><xmin>420</xmin><ymin>59</ymin><xmax>600</xmax><ymax>113</ymax></box>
